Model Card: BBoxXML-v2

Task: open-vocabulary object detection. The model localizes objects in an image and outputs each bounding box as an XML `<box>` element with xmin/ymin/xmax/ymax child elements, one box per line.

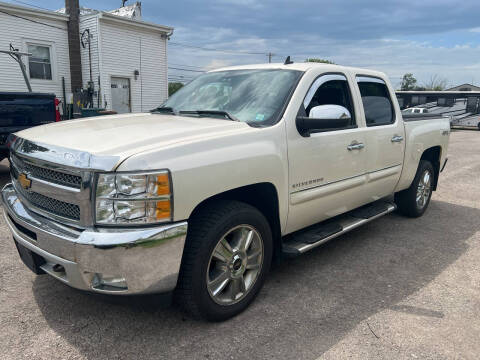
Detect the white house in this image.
<box><xmin>77</xmin><ymin>9</ymin><xmax>172</xmax><ymax>113</ymax></box>
<box><xmin>0</xmin><ymin>2</ymin><xmax>72</xmax><ymax>100</ymax></box>
<box><xmin>0</xmin><ymin>1</ymin><xmax>172</xmax><ymax>114</ymax></box>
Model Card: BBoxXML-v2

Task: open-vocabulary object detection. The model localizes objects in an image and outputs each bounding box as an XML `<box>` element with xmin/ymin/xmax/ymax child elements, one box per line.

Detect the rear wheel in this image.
<box><xmin>395</xmin><ymin>160</ymin><xmax>434</xmax><ymax>217</ymax></box>
<box><xmin>176</xmin><ymin>200</ymin><xmax>272</xmax><ymax>321</ymax></box>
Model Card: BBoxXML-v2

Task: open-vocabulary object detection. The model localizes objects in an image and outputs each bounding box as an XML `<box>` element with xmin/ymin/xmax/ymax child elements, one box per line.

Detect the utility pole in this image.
<box><xmin>267</xmin><ymin>52</ymin><xmax>275</xmax><ymax>63</ymax></box>
<box><xmin>65</xmin><ymin>0</ymin><xmax>83</xmax><ymax>93</ymax></box>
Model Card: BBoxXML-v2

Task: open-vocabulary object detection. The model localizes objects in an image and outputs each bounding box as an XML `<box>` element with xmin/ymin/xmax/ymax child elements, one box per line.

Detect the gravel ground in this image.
<box><xmin>0</xmin><ymin>130</ymin><xmax>479</xmax><ymax>360</ymax></box>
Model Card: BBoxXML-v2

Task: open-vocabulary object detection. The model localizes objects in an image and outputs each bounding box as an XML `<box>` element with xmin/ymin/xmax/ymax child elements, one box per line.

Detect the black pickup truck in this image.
<box><xmin>0</xmin><ymin>92</ymin><xmax>56</xmax><ymax>161</ymax></box>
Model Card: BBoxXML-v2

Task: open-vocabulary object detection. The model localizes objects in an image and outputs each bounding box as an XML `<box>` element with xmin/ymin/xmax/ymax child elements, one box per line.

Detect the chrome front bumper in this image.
<box><xmin>2</xmin><ymin>183</ymin><xmax>187</xmax><ymax>294</ymax></box>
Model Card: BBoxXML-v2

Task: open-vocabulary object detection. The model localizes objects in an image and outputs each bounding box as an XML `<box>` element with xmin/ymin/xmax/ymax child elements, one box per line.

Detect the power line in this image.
<box><xmin>170</xmin><ymin>63</ymin><xmax>205</xmax><ymax>69</ymax></box>
<box><xmin>10</xmin><ymin>0</ymin><xmax>54</xmax><ymax>12</ymax></box>
<box><xmin>168</xmin><ymin>78</ymin><xmax>195</xmax><ymax>82</ymax></box>
<box><xmin>169</xmin><ymin>62</ymin><xmax>206</xmax><ymax>70</ymax></box>
<box><xmin>170</xmin><ymin>41</ymin><xmax>302</xmax><ymax>63</ymax></box>
<box><xmin>168</xmin><ymin>78</ymin><xmax>195</xmax><ymax>81</ymax></box>
<box><xmin>168</xmin><ymin>73</ymin><xmax>195</xmax><ymax>76</ymax></box>
<box><xmin>169</xmin><ymin>41</ymin><xmax>267</xmax><ymax>56</ymax></box>
<box><xmin>168</xmin><ymin>66</ymin><xmax>205</xmax><ymax>73</ymax></box>
<box><xmin>0</xmin><ymin>9</ymin><xmax>66</xmax><ymax>31</ymax></box>
<box><xmin>168</xmin><ymin>76</ymin><xmax>195</xmax><ymax>79</ymax></box>
<box><xmin>168</xmin><ymin>75</ymin><xmax>195</xmax><ymax>79</ymax></box>
<box><xmin>168</xmin><ymin>79</ymin><xmax>193</xmax><ymax>83</ymax></box>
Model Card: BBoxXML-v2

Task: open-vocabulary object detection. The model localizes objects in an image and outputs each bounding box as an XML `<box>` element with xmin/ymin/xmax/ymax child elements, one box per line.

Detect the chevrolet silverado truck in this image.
<box><xmin>2</xmin><ymin>62</ymin><xmax>450</xmax><ymax>321</ymax></box>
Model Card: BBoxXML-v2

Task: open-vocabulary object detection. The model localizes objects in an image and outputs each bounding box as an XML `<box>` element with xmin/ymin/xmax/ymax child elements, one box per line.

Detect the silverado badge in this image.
<box><xmin>18</xmin><ymin>173</ymin><xmax>31</xmax><ymax>190</ymax></box>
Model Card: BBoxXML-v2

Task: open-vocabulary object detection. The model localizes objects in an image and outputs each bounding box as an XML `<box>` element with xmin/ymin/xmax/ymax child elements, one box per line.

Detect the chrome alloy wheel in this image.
<box><xmin>206</xmin><ymin>225</ymin><xmax>264</xmax><ymax>305</ymax></box>
<box><xmin>416</xmin><ymin>169</ymin><xmax>432</xmax><ymax>209</ymax></box>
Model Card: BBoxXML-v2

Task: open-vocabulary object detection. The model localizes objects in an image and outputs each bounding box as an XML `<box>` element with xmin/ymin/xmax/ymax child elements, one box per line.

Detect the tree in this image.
<box><xmin>168</xmin><ymin>82</ymin><xmax>184</xmax><ymax>96</ymax></box>
<box><xmin>305</xmin><ymin>58</ymin><xmax>335</xmax><ymax>64</ymax></box>
<box><xmin>423</xmin><ymin>75</ymin><xmax>447</xmax><ymax>91</ymax></box>
<box><xmin>400</xmin><ymin>73</ymin><xmax>417</xmax><ymax>91</ymax></box>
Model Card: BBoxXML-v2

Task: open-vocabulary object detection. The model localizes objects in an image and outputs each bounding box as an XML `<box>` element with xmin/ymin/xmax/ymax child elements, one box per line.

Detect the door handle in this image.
<box><xmin>391</xmin><ymin>135</ymin><xmax>404</xmax><ymax>143</ymax></box>
<box><xmin>347</xmin><ymin>142</ymin><xmax>365</xmax><ymax>151</ymax></box>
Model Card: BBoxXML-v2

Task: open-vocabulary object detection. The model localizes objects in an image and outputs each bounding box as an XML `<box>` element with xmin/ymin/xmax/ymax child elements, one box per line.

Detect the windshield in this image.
<box><xmin>159</xmin><ymin>69</ymin><xmax>302</xmax><ymax>125</ymax></box>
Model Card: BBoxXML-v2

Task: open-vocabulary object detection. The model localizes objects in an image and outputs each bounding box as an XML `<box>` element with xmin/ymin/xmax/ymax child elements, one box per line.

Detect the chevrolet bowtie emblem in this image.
<box><xmin>18</xmin><ymin>173</ymin><xmax>32</xmax><ymax>190</ymax></box>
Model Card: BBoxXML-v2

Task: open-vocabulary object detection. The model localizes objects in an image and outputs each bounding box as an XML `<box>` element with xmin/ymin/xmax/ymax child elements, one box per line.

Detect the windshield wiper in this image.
<box><xmin>151</xmin><ymin>106</ymin><xmax>176</xmax><ymax>114</ymax></box>
<box><xmin>179</xmin><ymin>110</ymin><xmax>240</xmax><ymax>122</ymax></box>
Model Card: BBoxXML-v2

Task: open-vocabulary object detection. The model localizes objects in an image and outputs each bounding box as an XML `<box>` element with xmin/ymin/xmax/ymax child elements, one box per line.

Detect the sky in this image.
<box><xmin>7</xmin><ymin>0</ymin><xmax>480</xmax><ymax>88</ymax></box>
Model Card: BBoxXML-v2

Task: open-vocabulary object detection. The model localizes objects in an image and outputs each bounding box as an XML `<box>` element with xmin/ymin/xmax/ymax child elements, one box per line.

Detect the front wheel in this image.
<box><xmin>176</xmin><ymin>200</ymin><xmax>272</xmax><ymax>321</ymax></box>
<box><xmin>395</xmin><ymin>160</ymin><xmax>434</xmax><ymax>217</ymax></box>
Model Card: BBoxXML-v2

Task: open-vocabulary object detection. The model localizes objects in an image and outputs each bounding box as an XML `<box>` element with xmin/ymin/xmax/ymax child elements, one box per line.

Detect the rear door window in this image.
<box><xmin>356</xmin><ymin>76</ymin><xmax>395</xmax><ymax>126</ymax></box>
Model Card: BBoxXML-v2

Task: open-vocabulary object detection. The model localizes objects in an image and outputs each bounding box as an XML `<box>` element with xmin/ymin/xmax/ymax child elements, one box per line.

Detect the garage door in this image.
<box><xmin>111</xmin><ymin>77</ymin><xmax>131</xmax><ymax>114</ymax></box>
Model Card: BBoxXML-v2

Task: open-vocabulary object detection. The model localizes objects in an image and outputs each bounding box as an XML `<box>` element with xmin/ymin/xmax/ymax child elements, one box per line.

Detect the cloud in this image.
<box><xmin>168</xmin><ymin>27</ymin><xmax>480</xmax><ymax>87</ymax></box>
<box><xmin>214</xmin><ymin>0</ymin><xmax>264</xmax><ymax>9</ymax></box>
<box><xmin>155</xmin><ymin>0</ymin><xmax>480</xmax><ymax>86</ymax></box>
<box><xmin>141</xmin><ymin>0</ymin><xmax>480</xmax><ymax>42</ymax></box>
<box><xmin>204</xmin><ymin>59</ymin><xmax>232</xmax><ymax>70</ymax></box>
<box><xmin>34</xmin><ymin>0</ymin><xmax>476</xmax><ymax>87</ymax></box>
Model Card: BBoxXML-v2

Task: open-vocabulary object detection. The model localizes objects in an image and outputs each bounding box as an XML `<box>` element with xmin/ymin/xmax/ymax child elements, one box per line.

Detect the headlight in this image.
<box><xmin>95</xmin><ymin>171</ymin><xmax>172</xmax><ymax>225</ymax></box>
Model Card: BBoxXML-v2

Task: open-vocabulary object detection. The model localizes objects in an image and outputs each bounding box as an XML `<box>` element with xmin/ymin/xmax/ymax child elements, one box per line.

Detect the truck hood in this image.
<box><xmin>15</xmin><ymin>112</ymin><xmax>252</xmax><ymax>163</ymax></box>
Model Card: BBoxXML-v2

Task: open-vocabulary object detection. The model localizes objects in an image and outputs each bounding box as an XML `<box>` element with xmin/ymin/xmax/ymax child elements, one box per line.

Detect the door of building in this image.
<box><xmin>111</xmin><ymin>77</ymin><xmax>131</xmax><ymax>113</ymax></box>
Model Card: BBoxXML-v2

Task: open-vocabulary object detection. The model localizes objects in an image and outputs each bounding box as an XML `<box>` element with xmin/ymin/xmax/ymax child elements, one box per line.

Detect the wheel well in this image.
<box><xmin>420</xmin><ymin>146</ymin><xmax>441</xmax><ymax>190</ymax></box>
<box><xmin>189</xmin><ymin>183</ymin><xmax>282</xmax><ymax>260</ymax></box>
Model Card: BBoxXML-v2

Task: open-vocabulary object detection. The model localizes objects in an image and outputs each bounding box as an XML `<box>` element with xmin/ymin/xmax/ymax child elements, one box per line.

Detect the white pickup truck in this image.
<box><xmin>2</xmin><ymin>62</ymin><xmax>450</xmax><ymax>321</ymax></box>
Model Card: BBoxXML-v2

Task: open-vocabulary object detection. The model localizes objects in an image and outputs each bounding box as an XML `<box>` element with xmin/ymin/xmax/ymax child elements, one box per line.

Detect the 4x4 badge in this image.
<box><xmin>18</xmin><ymin>173</ymin><xmax>31</xmax><ymax>190</ymax></box>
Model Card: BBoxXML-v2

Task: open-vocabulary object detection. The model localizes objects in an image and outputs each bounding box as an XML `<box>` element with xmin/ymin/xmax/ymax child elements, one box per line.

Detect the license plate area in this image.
<box><xmin>14</xmin><ymin>240</ymin><xmax>45</xmax><ymax>275</ymax></box>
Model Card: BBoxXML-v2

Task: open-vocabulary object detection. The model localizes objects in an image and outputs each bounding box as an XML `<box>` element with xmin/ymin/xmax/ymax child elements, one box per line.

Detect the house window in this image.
<box><xmin>28</xmin><ymin>44</ymin><xmax>52</xmax><ymax>80</ymax></box>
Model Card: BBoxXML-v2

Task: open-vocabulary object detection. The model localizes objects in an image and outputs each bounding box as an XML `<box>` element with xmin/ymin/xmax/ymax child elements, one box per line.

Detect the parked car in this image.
<box><xmin>2</xmin><ymin>62</ymin><xmax>450</xmax><ymax>321</ymax></box>
<box><xmin>0</xmin><ymin>92</ymin><xmax>57</xmax><ymax>161</ymax></box>
<box><xmin>402</xmin><ymin>107</ymin><xmax>429</xmax><ymax>114</ymax></box>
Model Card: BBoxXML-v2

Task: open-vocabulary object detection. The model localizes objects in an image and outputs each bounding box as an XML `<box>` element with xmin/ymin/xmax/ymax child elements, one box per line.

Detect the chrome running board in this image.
<box><xmin>282</xmin><ymin>200</ymin><xmax>397</xmax><ymax>256</ymax></box>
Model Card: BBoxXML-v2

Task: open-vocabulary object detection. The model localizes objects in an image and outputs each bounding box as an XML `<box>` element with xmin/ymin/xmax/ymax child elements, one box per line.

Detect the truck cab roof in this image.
<box><xmin>211</xmin><ymin>62</ymin><xmax>387</xmax><ymax>80</ymax></box>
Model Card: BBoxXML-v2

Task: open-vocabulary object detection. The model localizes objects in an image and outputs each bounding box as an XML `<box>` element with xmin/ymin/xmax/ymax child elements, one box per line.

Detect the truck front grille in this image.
<box><xmin>11</xmin><ymin>154</ymin><xmax>82</xmax><ymax>189</ymax></box>
<box><xmin>7</xmin><ymin>138</ymin><xmax>99</xmax><ymax>227</ymax></box>
<box><xmin>15</xmin><ymin>184</ymin><xmax>81</xmax><ymax>221</ymax></box>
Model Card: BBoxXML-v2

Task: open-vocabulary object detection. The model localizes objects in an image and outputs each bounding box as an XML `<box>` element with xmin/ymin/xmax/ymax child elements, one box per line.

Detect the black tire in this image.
<box><xmin>176</xmin><ymin>200</ymin><xmax>273</xmax><ymax>321</ymax></box>
<box><xmin>477</xmin><ymin>122</ymin><xmax>480</xmax><ymax>131</ymax></box>
<box><xmin>395</xmin><ymin>160</ymin><xmax>434</xmax><ymax>218</ymax></box>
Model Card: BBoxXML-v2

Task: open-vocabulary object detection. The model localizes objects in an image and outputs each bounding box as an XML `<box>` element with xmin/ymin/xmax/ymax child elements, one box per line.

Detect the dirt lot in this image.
<box><xmin>0</xmin><ymin>130</ymin><xmax>479</xmax><ymax>360</ymax></box>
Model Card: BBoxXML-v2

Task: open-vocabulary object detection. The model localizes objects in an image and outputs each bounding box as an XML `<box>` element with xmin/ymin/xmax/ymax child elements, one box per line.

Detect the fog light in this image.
<box><xmin>92</xmin><ymin>273</ymin><xmax>128</xmax><ymax>291</ymax></box>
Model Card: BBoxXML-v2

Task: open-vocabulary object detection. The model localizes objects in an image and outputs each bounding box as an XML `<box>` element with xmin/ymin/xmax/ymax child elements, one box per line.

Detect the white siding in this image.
<box><xmin>79</xmin><ymin>15</ymin><xmax>100</xmax><ymax>106</ymax></box>
<box><xmin>0</xmin><ymin>11</ymin><xmax>71</xmax><ymax>102</ymax></box>
<box><xmin>140</xmin><ymin>28</ymin><xmax>168</xmax><ymax>111</ymax></box>
<box><xmin>99</xmin><ymin>19</ymin><xmax>167</xmax><ymax>112</ymax></box>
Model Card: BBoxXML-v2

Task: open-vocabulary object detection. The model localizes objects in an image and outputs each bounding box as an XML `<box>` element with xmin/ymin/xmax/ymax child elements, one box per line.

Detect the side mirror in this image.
<box><xmin>296</xmin><ymin>105</ymin><xmax>352</xmax><ymax>136</ymax></box>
